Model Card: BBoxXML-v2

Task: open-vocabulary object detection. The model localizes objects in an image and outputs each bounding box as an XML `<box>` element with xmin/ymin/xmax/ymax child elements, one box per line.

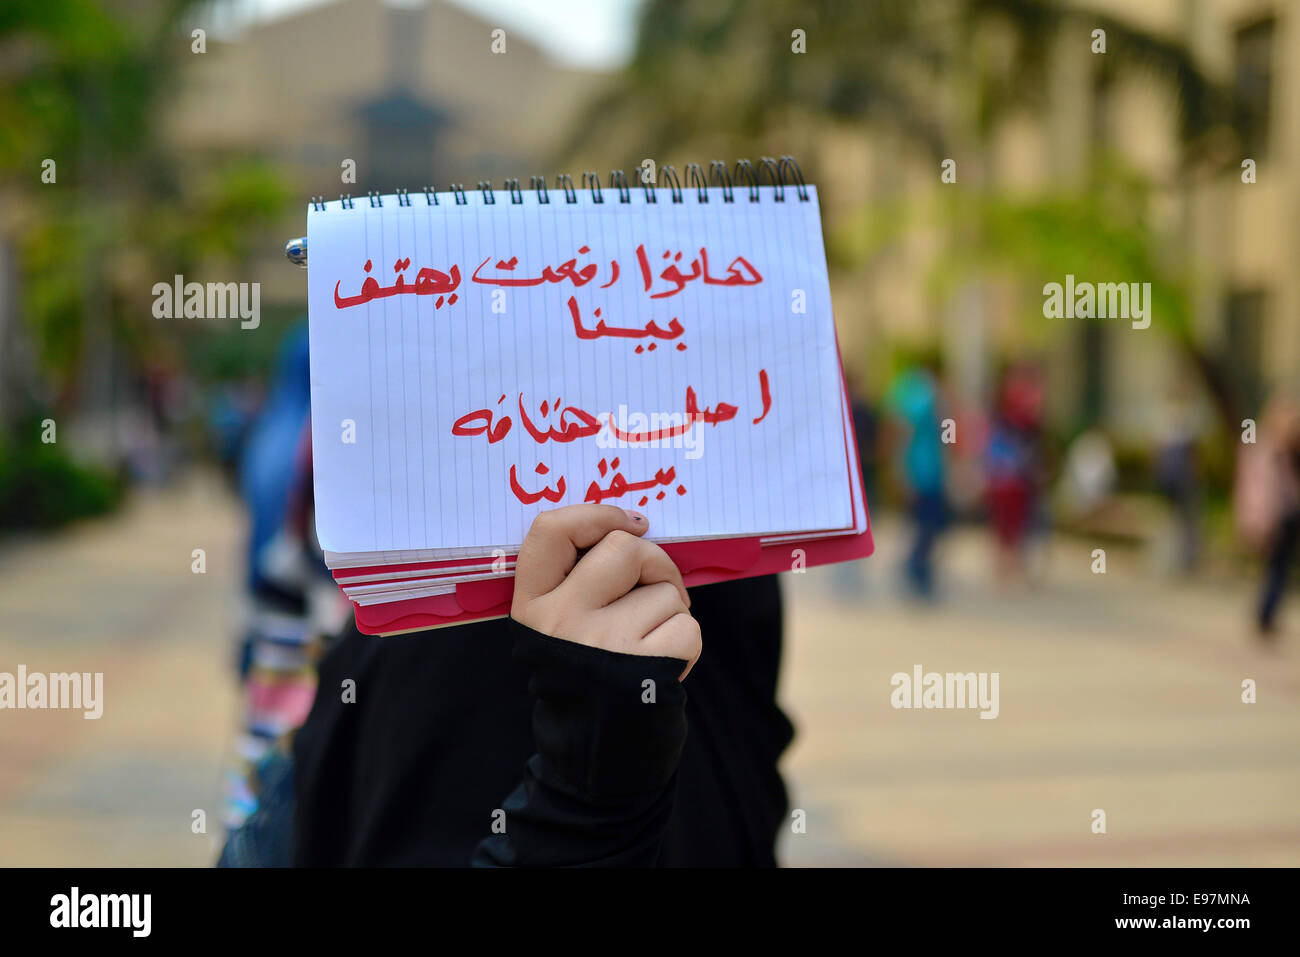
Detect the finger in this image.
<box><xmin>639</xmin><ymin>612</ymin><xmax>702</xmax><ymax>681</ymax></box>
<box><xmin>596</xmin><ymin>581</ymin><xmax>689</xmax><ymax>649</ymax></box>
<box><xmin>514</xmin><ymin>504</ymin><xmax>647</xmax><ymax>601</ymax></box>
<box><xmin>558</xmin><ymin>529</ymin><xmax>688</xmax><ymax>610</ymax></box>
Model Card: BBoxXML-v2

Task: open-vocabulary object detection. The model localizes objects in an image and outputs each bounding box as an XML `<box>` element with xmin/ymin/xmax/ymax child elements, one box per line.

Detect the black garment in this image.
<box><xmin>292</xmin><ymin>575</ymin><xmax>793</xmax><ymax>866</ymax></box>
<box><xmin>1258</xmin><ymin>509</ymin><xmax>1300</xmax><ymax>632</ymax></box>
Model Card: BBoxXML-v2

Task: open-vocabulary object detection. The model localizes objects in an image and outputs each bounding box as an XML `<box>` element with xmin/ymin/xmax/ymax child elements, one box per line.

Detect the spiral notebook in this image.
<box><xmin>301</xmin><ymin>158</ymin><xmax>873</xmax><ymax>635</ymax></box>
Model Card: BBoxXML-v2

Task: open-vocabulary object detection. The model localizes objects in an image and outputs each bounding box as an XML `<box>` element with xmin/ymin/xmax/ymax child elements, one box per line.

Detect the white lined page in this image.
<box><xmin>307</xmin><ymin>186</ymin><xmax>852</xmax><ymax>553</ymax></box>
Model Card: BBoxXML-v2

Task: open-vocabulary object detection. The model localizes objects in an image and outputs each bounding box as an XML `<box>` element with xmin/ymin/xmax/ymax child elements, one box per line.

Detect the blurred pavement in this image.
<box><xmin>0</xmin><ymin>477</ymin><xmax>1296</xmax><ymax>866</ymax></box>
<box><xmin>0</xmin><ymin>474</ymin><xmax>241</xmax><ymax>866</ymax></box>
<box><xmin>779</xmin><ymin>519</ymin><xmax>1300</xmax><ymax>866</ymax></box>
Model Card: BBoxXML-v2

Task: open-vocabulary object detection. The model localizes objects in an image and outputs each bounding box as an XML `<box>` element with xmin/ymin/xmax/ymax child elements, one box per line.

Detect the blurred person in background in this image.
<box><xmin>221</xmin><ymin>326</ymin><xmax>343</xmax><ymax>857</ymax></box>
<box><xmin>238</xmin><ymin>326</ymin><xmax>313</xmax><ymax>615</ymax></box>
<box><xmin>984</xmin><ymin>360</ymin><xmax>1047</xmax><ymax>585</ymax></box>
<box><xmin>885</xmin><ymin>357</ymin><xmax>948</xmax><ymax>599</ymax></box>
<box><xmin>208</xmin><ymin>376</ymin><xmax>264</xmax><ymax>486</ymax></box>
<box><xmin>1058</xmin><ymin>429</ymin><xmax>1118</xmax><ymax>521</ymax></box>
<box><xmin>1153</xmin><ymin>385</ymin><xmax>1208</xmax><ymax>576</ymax></box>
<box><xmin>1236</xmin><ymin>392</ymin><xmax>1300</xmax><ymax>645</ymax></box>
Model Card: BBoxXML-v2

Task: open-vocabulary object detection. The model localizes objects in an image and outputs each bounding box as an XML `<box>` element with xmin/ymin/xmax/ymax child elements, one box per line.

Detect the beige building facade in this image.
<box><xmin>169</xmin><ymin>0</ymin><xmax>599</xmax><ymax>302</ymax></box>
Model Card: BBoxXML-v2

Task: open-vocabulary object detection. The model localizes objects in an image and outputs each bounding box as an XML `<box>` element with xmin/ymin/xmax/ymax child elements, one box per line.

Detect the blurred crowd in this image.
<box><xmin>841</xmin><ymin>356</ymin><xmax>1300</xmax><ymax>648</ymax></box>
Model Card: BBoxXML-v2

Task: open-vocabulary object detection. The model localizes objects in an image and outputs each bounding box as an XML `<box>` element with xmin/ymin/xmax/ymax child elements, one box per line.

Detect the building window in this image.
<box><xmin>1091</xmin><ymin>58</ymin><xmax>1116</xmax><ymax>156</ymax></box>
<box><xmin>1233</xmin><ymin>18</ymin><xmax>1274</xmax><ymax>160</ymax></box>
<box><xmin>1079</xmin><ymin>322</ymin><xmax>1107</xmax><ymax>428</ymax></box>
<box><xmin>1224</xmin><ymin>289</ymin><xmax>1266</xmax><ymax>417</ymax></box>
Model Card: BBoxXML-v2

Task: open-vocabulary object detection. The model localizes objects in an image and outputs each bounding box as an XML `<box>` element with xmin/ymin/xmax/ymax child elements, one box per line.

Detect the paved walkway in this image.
<box><xmin>0</xmin><ymin>474</ymin><xmax>241</xmax><ymax>865</ymax></box>
<box><xmin>0</xmin><ymin>478</ymin><xmax>1295</xmax><ymax>866</ymax></box>
<box><xmin>778</xmin><ymin>519</ymin><xmax>1300</xmax><ymax>866</ymax></box>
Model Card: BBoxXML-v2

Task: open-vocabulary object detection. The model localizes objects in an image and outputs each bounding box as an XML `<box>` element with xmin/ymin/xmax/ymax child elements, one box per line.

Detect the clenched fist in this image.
<box><xmin>510</xmin><ymin>504</ymin><xmax>701</xmax><ymax>680</ymax></box>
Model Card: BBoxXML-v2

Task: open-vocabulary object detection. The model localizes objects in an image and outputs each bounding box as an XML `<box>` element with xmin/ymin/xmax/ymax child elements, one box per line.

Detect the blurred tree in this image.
<box><xmin>0</xmin><ymin>0</ymin><xmax>289</xmax><ymax>455</ymax></box>
<box><xmin>572</xmin><ymin>0</ymin><xmax>1240</xmax><ymax>431</ymax></box>
<box><xmin>568</xmin><ymin>0</ymin><xmax>1229</xmax><ymax>168</ymax></box>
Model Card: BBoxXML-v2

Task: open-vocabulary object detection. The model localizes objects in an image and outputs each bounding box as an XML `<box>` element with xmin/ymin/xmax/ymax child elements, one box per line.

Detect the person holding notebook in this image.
<box><xmin>289</xmin><ymin>166</ymin><xmax>867</xmax><ymax>865</ymax></box>
<box><xmin>291</xmin><ymin>503</ymin><xmax>794</xmax><ymax>866</ymax></box>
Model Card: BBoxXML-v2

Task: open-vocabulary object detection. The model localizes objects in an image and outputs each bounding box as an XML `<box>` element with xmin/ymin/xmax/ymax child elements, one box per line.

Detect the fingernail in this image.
<box><xmin>623</xmin><ymin>509</ymin><xmax>647</xmax><ymax>524</ymax></box>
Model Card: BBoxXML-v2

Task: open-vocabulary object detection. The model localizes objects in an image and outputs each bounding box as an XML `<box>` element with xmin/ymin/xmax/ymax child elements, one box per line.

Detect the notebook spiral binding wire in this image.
<box><xmin>288</xmin><ymin>156</ymin><xmax>807</xmax><ymax>266</ymax></box>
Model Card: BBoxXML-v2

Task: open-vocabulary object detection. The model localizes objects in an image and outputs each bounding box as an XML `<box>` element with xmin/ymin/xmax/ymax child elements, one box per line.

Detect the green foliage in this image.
<box><xmin>830</xmin><ymin>164</ymin><xmax>1191</xmax><ymax>342</ymax></box>
<box><xmin>569</xmin><ymin>0</ymin><xmax>1233</xmax><ymax>172</ymax></box>
<box><xmin>0</xmin><ymin>0</ymin><xmax>185</xmax><ymax>180</ymax></box>
<box><xmin>0</xmin><ymin>425</ymin><xmax>124</xmax><ymax>530</ymax></box>
<box><xmin>182</xmin><ymin>160</ymin><xmax>295</xmax><ymax>264</ymax></box>
<box><xmin>0</xmin><ymin>1</ymin><xmax>291</xmax><ymax>413</ymax></box>
<box><xmin>184</xmin><ymin>306</ymin><xmax>305</xmax><ymax>382</ymax></box>
<box><xmin>567</xmin><ymin>0</ymin><xmax>1246</xmax><ymax>440</ymax></box>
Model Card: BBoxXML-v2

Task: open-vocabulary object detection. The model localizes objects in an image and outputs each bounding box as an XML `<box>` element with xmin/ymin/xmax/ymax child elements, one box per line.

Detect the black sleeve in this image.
<box><xmin>471</xmin><ymin>620</ymin><xmax>689</xmax><ymax>867</ymax></box>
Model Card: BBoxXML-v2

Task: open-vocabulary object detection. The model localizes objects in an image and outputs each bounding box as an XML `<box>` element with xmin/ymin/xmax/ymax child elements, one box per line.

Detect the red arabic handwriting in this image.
<box><xmin>457</xmin><ymin>370</ymin><xmax>771</xmax><ymax>506</ymax></box>
<box><xmin>604</xmin><ymin>387</ymin><xmax>738</xmax><ymax>445</ymax></box>
<box><xmin>566</xmin><ymin>296</ymin><xmax>684</xmax><ymax>344</ymax></box>
<box><xmin>509</xmin><ymin>462</ymin><xmax>566</xmax><ymax>505</ymax></box>
<box><xmin>333</xmin><ymin>246</ymin><xmax>762</xmax><ymax>311</ymax></box>
<box><xmin>585</xmin><ymin>458</ymin><xmax>683</xmax><ymax>505</ymax></box>
<box><xmin>470</xmin><ymin>245</ymin><xmax>620</xmax><ymax>289</ymax></box>
<box><xmin>635</xmin><ymin>245</ymin><xmax>763</xmax><ymax>299</ymax></box>
<box><xmin>452</xmin><ymin>395</ymin><xmax>605</xmax><ymax>446</ymax></box>
<box><xmin>334</xmin><ymin>258</ymin><xmax>461</xmax><ymax>309</ymax></box>
<box><xmin>752</xmin><ymin>368</ymin><xmax>772</xmax><ymax>424</ymax></box>
<box><xmin>518</xmin><ymin>395</ymin><xmax>602</xmax><ymax>444</ymax></box>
